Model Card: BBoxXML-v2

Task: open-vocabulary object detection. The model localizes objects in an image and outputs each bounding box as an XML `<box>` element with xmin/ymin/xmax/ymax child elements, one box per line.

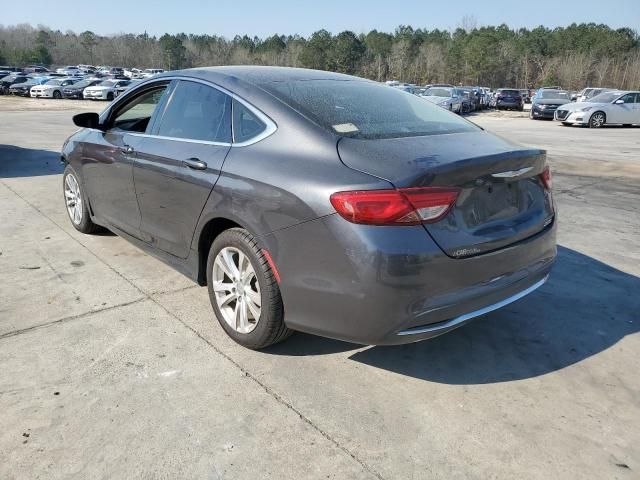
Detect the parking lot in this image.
<box><xmin>1</xmin><ymin>98</ymin><xmax>639</xmax><ymax>479</ymax></box>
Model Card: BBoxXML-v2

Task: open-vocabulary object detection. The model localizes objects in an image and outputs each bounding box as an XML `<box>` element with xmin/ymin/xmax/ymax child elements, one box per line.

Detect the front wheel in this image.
<box><xmin>63</xmin><ymin>165</ymin><xmax>99</xmax><ymax>233</ymax></box>
<box><xmin>589</xmin><ymin>112</ymin><xmax>606</xmax><ymax>128</ymax></box>
<box><xmin>106</xmin><ymin>92</ymin><xmax>114</xmax><ymax>101</ymax></box>
<box><xmin>53</xmin><ymin>90</ymin><xmax>61</xmax><ymax>99</ymax></box>
<box><xmin>207</xmin><ymin>228</ymin><xmax>292</xmax><ymax>349</ymax></box>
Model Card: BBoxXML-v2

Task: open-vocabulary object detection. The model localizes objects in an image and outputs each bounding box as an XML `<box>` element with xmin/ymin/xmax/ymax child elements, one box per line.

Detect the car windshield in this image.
<box><xmin>99</xmin><ymin>80</ymin><xmax>116</xmax><ymax>87</ymax></box>
<box><xmin>539</xmin><ymin>90</ymin><xmax>572</xmax><ymax>100</ymax></box>
<box><xmin>45</xmin><ymin>79</ymin><xmax>64</xmax><ymax>86</ymax></box>
<box><xmin>589</xmin><ymin>92</ymin><xmax>623</xmax><ymax>103</ymax></box>
<box><xmin>261</xmin><ymin>79</ymin><xmax>478</xmax><ymax>140</ymax></box>
<box><xmin>424</xmin><ymin>88</ymin><xmax>452</xmax><ymax>97</ymax></box>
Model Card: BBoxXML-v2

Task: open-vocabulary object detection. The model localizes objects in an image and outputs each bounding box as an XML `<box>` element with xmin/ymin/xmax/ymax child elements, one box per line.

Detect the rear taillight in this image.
<box><xmin>330</xmin><ymin>187</ymin><xmax>460</xmax><ymax>226</ymax></box>
<box><xmin>539</xmin><ymin>167</ymin><xmax>552</xmax><ymax>190</ymax></box>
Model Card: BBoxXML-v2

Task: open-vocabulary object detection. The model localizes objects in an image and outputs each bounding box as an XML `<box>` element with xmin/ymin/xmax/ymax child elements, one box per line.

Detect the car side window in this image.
<box><xmin>156</xmin><ymin>81</ymin><xmax>232</xmax><ymax>143</ymax></box>
<box><xmin>232</xmin><ymin>99</ymin><xmax>267</xmax><ymax>144</ymax></box>
<box><xmin>619</xmin><ymin>94</ymin><xmax>635</xmax><ymax>104</ymax></box>
<box><xmin>111</xmin><ymin>86</ymin><xmax>168</xmax><ymax>133</ymax></box>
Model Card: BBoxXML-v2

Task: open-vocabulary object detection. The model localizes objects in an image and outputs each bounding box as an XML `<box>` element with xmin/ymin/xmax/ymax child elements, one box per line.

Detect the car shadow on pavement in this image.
<box><xmin>0</xmin><ymin>145</ymin><xmax>63</xmax><ymax>178</ymax></box>
<box><xmin>348</xmin><ymin>246</ymin><xmax>639</xmax><ymax>384</ymax></box>
<box><xmin>268</xmin><ymin>246</ymin><xmax>639</xmax><ymax>384</ymax></box>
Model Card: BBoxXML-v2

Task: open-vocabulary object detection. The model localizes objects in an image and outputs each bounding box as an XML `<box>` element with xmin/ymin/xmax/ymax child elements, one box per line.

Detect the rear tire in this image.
<box><xmin>207</xmin><ymin>228</ymin><xmax>292</xmax><ymax>350</ymax></box>
<box><xmin>63</xmin><ymin>165</ymin><xmax>99</xmax><ymax>234</ymax></box>
<box><xmin>589</xmin><ymin>111</ymin><xmax>606</xmax><ymax>128</ymax></box>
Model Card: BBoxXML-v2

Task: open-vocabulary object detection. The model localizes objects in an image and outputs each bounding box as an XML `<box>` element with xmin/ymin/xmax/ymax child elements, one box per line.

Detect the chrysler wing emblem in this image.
<box><xmin>491</xmin><ymin>167</ymin><xmax>533</xmax><ymax>178</ymax></box>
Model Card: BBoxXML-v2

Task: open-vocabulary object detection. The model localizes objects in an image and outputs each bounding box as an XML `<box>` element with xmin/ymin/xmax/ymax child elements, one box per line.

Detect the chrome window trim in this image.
<box><xmin>127</xmin><ymin>132</ymin><xmax>231</xmax><ymax>147</ymax></box>
<box><xmin>101</xmin><ymin>75</ymin><xmax>277</xmax><ymax>147</ymax></box>
<box><xmin>397</xmin><ymin>275</ymin><xmax>548</xmax><ymax>336</ymax></box>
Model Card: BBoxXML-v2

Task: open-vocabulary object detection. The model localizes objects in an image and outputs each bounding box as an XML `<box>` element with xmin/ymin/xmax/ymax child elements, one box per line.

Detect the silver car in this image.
<box><xmin>420</xmin><ymin>87</ymin><xmax>463</xmax><ymax>113</ymax></box>
<box><xmin>554</xmin><ymin>91</ymin><xmax>640</xmax><ymax>128</ymax></box>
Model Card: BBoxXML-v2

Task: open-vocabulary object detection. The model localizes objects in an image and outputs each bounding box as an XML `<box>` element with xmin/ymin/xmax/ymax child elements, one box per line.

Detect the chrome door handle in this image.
<box><xmin>122</xmin><ymin>145</ymin><xmax>134</xmax><ymax>154</ymax></box>
<box><xmin>182</xmin><ymin>158</ymin><xmax>208</xmax><ymax>170</ymax></box>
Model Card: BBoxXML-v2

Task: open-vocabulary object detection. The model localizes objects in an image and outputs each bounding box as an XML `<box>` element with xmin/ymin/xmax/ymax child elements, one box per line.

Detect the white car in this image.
<box><xmin>554</xmin><ymin>91</ymin><xmax>640</xmax><ymax>128</ymax></box>
<box><xmin>420</xmin><ymin>86</ymin><xmax>463</xmax><ymax>113</ymax></box>
<box><xmin>83</xmin><ymin>79</ymin><xmax>131</xmax><ymax>101</ymax></box>
<box><xmin>56</xmin><ymin>66</ymin><xmax>81</xmax><ymax>76</ymax></box>
<box><xmin>30</xmin><ymin>78</ymin><xmax>80</xmax><ymax>99</ymax></box>
<box><xmin>124</xmin><ymin>68</ymin><xmax>141</xmax><ymax>78</ymax></box>
<box><xmin>140</xmin><ymin>68</ymin><xmax>165</xmax><ymax>78</ymax></box>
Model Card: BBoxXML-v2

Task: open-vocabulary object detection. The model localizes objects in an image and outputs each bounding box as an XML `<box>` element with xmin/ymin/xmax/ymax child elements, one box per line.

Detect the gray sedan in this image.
<box><xmin>62</xmin><ymin>67</ymin><xmax>556</xmax><ymax>349</ymax></box>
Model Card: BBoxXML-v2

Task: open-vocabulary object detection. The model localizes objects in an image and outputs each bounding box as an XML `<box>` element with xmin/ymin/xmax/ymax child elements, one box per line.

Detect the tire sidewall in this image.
<box><xmin>206</xmin><ymin>229</ymin><xmax>283</xmax><ymax>348</ymax></box>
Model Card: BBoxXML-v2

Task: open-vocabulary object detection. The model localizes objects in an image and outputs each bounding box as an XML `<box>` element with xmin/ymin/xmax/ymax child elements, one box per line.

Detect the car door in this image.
<box><xmin>609</xmin><ymin>93</ymin><xmax>636</xmax><ymax>123</ymax></box>
<box><xmin>631</xmin><ymin>93</ymin><xmax>640</xmax><ymax>123</ymax></box>
<box><xmin>82</xmin><ymin>82</ymin><xmax>170</xmax><ymax>238</ymax></box>
<box><xmin>132</xmin><ymin>79</ymin><xmax>232</xmax><ymax>258</ymax></box>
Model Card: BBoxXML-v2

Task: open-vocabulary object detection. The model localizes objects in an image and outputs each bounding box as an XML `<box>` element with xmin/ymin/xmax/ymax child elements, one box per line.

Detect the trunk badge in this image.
<box><xmin>491</xmin><ymin>167</ymin><xmax>533</xmax><ymax>178</ymax></box>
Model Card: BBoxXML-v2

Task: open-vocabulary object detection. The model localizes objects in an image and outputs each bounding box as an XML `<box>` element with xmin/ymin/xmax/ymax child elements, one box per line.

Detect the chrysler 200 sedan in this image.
<box><xmin>62</xmin><ymin>66</ymin><xmax>556</xmax><ymax>349</ymax></box>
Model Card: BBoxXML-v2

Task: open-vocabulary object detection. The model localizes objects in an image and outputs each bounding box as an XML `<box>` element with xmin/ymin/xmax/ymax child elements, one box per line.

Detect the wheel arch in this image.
<box><xmin>196</xmin><ymin>217</ymin><xmax>245</xmax><ymax>286</ymax></box>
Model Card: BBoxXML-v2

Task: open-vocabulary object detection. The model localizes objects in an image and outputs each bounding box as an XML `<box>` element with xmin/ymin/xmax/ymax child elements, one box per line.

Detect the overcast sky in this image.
<box><xmin>3</xmin><ymin>0</ymin><xmax>639</xmax><ymax>37</ymax></box>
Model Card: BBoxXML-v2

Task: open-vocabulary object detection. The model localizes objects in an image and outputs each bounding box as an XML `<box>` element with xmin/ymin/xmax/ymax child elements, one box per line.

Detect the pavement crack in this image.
<box><xmin>0</xmin><ymin>297</ymin><xmax>147</xmax><ymax>340</ymax></box>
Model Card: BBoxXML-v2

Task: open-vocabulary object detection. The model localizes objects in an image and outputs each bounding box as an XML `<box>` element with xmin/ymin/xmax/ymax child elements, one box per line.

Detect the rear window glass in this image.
<box><xmin>499</xmin><ymin>90</ymin><xmax>520</xmax><ymax>95</ymax></box>
<box><xmin>261</xmin><ymin>80</ymin><xmax>478</xmax><ymax>140</ymax></box>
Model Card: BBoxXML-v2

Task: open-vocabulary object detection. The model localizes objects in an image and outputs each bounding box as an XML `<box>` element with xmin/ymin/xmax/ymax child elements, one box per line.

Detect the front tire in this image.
<box><xmin>63</xmin><ymin>165</ymin><xmax>99</xmax><ymax>234</ymax></box>
<box><xmin>53</xmin><ymin>90</ymin><xmax>61</xmax><ymax>99</ymax></box>
<box><xmin>106</xmin><ymin>92</ymin><xmax>114</xmax><ymax>101</ymax></box>
<box><xmin>589</xmin><ymin>111</ymin><xmax>606</xmax><ymax>128</ymax></box>
<box><xmin>207</xmin><ymin>228</ymin><xmax>292</xmax><ymax>349</ymax></box>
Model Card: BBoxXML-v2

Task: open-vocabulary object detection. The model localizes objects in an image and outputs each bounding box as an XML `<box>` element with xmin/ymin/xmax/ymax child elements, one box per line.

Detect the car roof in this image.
<box><xmin>167</xmin><ymin>66</ymin><xmax>364</xmax><ymax>85</ymax></box>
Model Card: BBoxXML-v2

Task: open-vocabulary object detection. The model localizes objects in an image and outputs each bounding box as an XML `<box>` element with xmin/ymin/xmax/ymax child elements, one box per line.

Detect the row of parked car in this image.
<box><xmin>386</xmin><ymin>81</ymin><xmax>640</xmax><ymax>128</ymax></box>
<box><xmin>0</xmin><ymin>63</ymin><xmax>163</xmax><ymax>100</ymax></box>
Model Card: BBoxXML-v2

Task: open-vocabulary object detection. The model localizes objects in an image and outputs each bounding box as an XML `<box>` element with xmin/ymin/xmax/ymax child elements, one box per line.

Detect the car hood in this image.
<box><xmin>557</xmin><ymin>101</ymin><xmax>608</xmax><ymax>112</ymax></box>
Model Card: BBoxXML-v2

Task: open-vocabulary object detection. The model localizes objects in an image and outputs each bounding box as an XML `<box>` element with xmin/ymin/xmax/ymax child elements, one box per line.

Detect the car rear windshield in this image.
<box><xmin>424</xmin><ymin>88</ymin><xmax>452</xmax><ymax>97</ymax></box>
<box><xmin>539</xmin><ymin>90</ymin><xmax>572</xmax><ymax>100</ymax></box>
<box><xmin>261</xmin><ymin>80</ymin><xmax>478</xmax><ymax>139</ymax></box>
<box><xmin>498</xmin><ymin>89</ymin><xmax>520</xmax><ymax>95</ymax></box>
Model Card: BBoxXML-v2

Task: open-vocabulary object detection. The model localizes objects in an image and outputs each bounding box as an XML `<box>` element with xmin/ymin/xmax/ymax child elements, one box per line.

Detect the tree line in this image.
<box><xmin>1</xmin><ymin>22</ymin><xmax>638</xmax><ymax>89</ymax></box>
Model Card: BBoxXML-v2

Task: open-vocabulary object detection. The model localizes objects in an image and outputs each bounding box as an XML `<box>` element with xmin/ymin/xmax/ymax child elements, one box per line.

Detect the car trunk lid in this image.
<box><xmin>337</xmin><ymin>132</ymin><xmax>554</xmax><ymax>258</ymax></box>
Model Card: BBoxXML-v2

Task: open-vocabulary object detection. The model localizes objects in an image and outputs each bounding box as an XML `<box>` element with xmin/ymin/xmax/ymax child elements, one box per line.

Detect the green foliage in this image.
<box><xmin>159</xmin><ymin>34</ymin><xmax>187</xmax><ymax>69</ymax></box>
<box><xmin>0</xmin><ymin>22</ymin><xmax>638</xmax><ymax>89</ymax></box>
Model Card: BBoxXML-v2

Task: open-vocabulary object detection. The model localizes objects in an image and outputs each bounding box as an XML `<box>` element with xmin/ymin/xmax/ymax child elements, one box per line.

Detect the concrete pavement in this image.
<box><xmin>0</xmin><ymin>101</ymin><xmax>638</xmax><ymax>479</ymax></box>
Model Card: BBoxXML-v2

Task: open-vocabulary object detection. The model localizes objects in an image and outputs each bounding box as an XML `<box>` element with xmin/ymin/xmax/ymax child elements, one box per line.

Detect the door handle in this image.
<box><xmin>182</xmin><ymin>158</ymin><xmax>208</xmax><ymax>170</ymax></box>
<box><xmin>121</xmin><ymin>145</ymin><xmax>134</xmax><ymax>154</ymax></box>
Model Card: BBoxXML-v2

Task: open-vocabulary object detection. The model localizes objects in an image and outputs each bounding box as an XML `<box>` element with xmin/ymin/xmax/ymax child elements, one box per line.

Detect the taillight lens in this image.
<box><xmin>330</xmin><ymin>187</ymin><xmax>460</xmax><ymax>226</ymax></box>
<box><xmin>539</xmin><ymin>166</ymin><xmax>552</xmax><ymax>190</ymax></box>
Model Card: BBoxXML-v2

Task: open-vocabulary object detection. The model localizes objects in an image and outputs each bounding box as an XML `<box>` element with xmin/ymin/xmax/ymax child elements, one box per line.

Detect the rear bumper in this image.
<box><xmin>266</xmin><ymin>213</ymin><xmax>557</xmax><ymax>345</ymax></box>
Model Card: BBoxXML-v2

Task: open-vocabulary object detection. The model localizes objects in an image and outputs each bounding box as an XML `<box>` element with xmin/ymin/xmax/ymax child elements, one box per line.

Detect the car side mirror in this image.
<box><xmin>73</xmin><ymin>112</ymin><xmax>103</xmax><ymax>130</ymax></box>
<box><xmin>614</xmin><ymin>99</ymin><xmax>624</xmax><ymax>104</ymax></box>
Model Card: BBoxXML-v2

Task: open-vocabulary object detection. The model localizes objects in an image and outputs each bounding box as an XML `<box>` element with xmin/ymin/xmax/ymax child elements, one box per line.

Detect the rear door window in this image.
<box><xmin>155</xmin><ymin>80</ymin><xmax>232</xmax><ymax>143</ymax></box>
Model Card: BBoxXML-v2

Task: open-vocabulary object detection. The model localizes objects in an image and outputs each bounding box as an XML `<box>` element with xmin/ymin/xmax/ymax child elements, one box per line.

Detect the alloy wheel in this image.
<box><xmin>64</xmin><ymin>173</ymin><xmax>83</xmax><ymax>225</ymax></box>
<box><xmin>212</xmin><ymin>247</ymin><xmax>261</xmax><ymax>334</ymax></box>
<box><xmin>590</xmin><ymin>112</ymin><xmax>605</xmax><ymax>128</ymax></box>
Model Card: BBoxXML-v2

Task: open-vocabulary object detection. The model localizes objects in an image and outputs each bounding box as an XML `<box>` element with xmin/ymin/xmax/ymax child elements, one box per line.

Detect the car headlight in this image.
<box><xmin>579</xmin><ymin>107</ymin><xmax>593</xmax><ymax>112</ymax></box>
